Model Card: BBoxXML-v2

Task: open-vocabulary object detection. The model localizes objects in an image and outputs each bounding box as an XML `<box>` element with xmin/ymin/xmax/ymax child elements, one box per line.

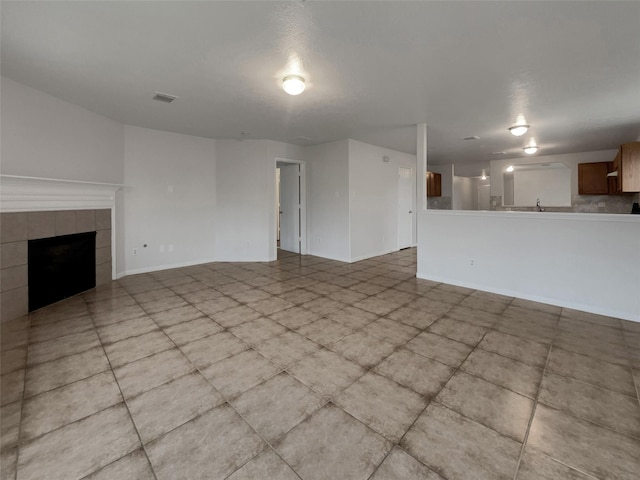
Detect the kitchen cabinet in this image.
<box><xmin>611</xmin><ymin>142</ymin><xmax>640</xmax><ymax>193</ymax></box>
<box><xmin>426</xmin><ymin>171</ymin><xmax>441</xmax><ymax>197</ymax></box>
<box><xmin>578</xmin><ymin>161</ymin><xmax>615</xmax><ymax>195</ymax></box>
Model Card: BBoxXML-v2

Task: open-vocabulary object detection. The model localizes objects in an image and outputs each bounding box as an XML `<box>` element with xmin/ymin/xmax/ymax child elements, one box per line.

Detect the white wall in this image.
<box><xmin>490</xmin><ymin>150</ymin><xmax>617</xmax><ymax>199</ymax></box>
<box><xmin>417</xmin><ymin>211</ymin><xmax>640</xmax><ymax>322</ymax></box>
<box><xmin>306</xmin><ymin>140</ymin><xmax>351</xmax><ymax>262</ymax></box>
<box><xmin>1</xmin><ymin>77</ymin><xmax>124</xmax><ymax>184</ymax></box>
<box><xmin>214</xmin><ymin>140</ymin><xmax>305</xmax><ymax>262</ymax></box>
<box><xmin>453</xmin><ymin>176</ymin><xmax>475</xmax><ymax>210</ymax></box>
<box><xmin>348</xmin><ymin>139</ymin><xmax>416</xmax><ymax>261</ymax></box>
<box><xmin>1</xmin><ymin>77</ymin><xmax>125</xmax><ymax>278</ymax></box>
<box><xmin>453</xmin><ymin>176</ymin><xmax>492</xmax><ymax>211</ymax></box>
<box><xmin>214</xmin><ymin>140</ymin><xmax>269</xmax><ymax>261</ymax></box>
<box><xmin>123</xmin><ymin>126</ymin><xmax>216</xmax><ymax>275</ymax></box>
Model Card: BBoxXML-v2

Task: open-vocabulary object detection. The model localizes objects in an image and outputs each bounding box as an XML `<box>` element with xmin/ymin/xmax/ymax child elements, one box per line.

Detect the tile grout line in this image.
<box><xmin>125</xmin><ymin>282</ymin><xmax>306</xmax><ymax>480</ymax></box>
<box><xmin>547</xmin><ymin>315</ymin><xmax>640</xmax><ymax>441</ymax></box>
<box><xmin>370</xmin><ymin>296</ymin><xmax>558</xmax><ymax>480</ymax></box>
<box><xmin>511</xmin><ymin>313</ymin><xmax>558</xmax><ymax>480</ymax></box>
<box><xmin>620</xmin><ymin>327</ymin><xmax>640</xmax><ymax>409</ymax></box>
<box><xmin>149</xmin><ymin>262</ymin><xmax>420</xmax><ymax>479</ymax></box>
<box><xmin>366</xmin><ymin>322</ymin><xmax>491</xmax><ymax>480</ymax></box>
<box><xmin>86</xmin><ymin>295</ymin><xmax>161</xmax><ymax>480</ymax></box>
<box><xmin>12</xmin><ymin>312</ymin><xmax>33</xmax><ymax>480</ymax></box>
<box><xmin>16</xmin><ymin>249</ymin><xmax>637</xmax><ymax>480</ymax></box>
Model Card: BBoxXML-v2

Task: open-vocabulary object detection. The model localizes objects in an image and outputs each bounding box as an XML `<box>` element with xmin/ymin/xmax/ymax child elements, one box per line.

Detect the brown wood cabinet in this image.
<box><xmin>426</xmin><ymin>171</ymin><xmax>441</xmax><ymax>197</ymax></box>
<box><xmin>612</xmin><ymin>142</ymin><xmax>640</xmax><ymax>193</ymax></box>
<box><xmin>578</xmin><ymin>161</ymin><xmax>614</xmax><ymax>195</ymax></box>
<box><xmin>577</xmin><ymin>142</ymin><xmax>640</xmax><ymax>195</ymax></box>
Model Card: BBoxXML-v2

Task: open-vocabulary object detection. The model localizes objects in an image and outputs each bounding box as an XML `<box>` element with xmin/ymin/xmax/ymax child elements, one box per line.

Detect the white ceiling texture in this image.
<box><xmin>2</xmin><ymin>1</ymin><xmax>639</xmax><ymax>175</ymax></box>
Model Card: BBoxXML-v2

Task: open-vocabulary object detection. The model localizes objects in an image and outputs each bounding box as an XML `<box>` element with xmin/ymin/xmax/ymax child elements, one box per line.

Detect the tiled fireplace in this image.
<box><xmin>0</xmin><ymin>209</ymin><xmax>112</xmax><ymax>320</ymax></box>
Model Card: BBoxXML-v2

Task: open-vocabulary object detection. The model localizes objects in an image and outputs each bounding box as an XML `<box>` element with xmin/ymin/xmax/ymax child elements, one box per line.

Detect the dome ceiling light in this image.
<box><xmin>523</xmin><ymin>139</ymin><xmax>538</xmax><ymax>154</ymax></box>
<box><xmin>282</xmin><ymin>75</ymin><xmax>306</xmax><ymax>96</ymax></box>
<box><xmin>508</xmin><ymin>125</ymin><xmax>529</xmax><ymax>136</ymax></box>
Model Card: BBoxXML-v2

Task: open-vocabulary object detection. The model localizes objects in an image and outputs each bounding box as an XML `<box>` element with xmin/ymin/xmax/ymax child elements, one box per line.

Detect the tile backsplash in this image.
<box><xmin>490</xmin><ymin>193</ymin><xmax>639</xmax><ymax>214</ymax></box>
<box><xmin>427</xmin><ymin>196</ymin><xmax>452</xmax><ymax>210</ymax></box>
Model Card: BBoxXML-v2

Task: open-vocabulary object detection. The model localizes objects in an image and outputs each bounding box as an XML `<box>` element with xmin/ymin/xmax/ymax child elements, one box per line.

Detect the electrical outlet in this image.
<box><xmin>132</xmin><ymin>248</ymin><xmax>137</xmax><ymax>256</ymax></box>
<box><xmin>470</xmin><ymin>260</ymin><xmax>474</xmax><ymax>266</ymax></box>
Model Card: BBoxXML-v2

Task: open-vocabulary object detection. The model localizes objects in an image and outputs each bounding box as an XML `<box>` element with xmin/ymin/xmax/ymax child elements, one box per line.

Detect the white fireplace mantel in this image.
<box><xmin>0</xmin><ymin>175</ymin><xmax>124</xmax><ymax>212</ymax></box>
<box><xmin>1</xmin><ymin>175</ymin><xmax>125</xmax><ymax>284</ymax></box>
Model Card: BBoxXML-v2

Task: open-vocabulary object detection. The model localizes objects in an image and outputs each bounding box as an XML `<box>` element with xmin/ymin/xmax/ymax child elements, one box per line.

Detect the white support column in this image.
<box><xmin>417</xmin><ymin>123</ymin><xmax>427</xmax><ymax>211</ymax></box>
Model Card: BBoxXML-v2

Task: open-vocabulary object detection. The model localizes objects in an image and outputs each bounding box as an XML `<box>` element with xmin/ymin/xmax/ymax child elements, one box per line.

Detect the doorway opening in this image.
<box><xmin>398</xmin><ymin>166</ymin><xmax>414</xmax><ymax>250</ymax></box>
<box><xmin>274</xmin><ymin>158</ymin><xmax>306</xmax><ymax>259</ymax></box>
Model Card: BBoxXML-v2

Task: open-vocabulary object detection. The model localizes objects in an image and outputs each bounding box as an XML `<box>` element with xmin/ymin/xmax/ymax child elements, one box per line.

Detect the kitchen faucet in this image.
<box><xmin>536</xmin><ymin>198</ymin><xmax>545</xmax><ymax>212</ymax></box>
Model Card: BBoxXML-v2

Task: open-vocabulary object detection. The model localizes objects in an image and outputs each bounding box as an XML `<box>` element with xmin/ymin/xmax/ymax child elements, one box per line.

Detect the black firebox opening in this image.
<box><xmin>28</xmin><ymin>231</ymin><xmax>97</xmax><ymax>312</ymax></box>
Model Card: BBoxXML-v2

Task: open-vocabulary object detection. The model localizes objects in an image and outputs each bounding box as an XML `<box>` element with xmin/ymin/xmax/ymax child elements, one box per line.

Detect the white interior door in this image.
<box><xmin>398</xmin><ymin>167</ymin><xmax>413</xmax><ymax>249</ymax></box>
<box><xmin>279</xmin><ymin>163</ymin><xmax>300</xmax><ymax>253</ymax></box>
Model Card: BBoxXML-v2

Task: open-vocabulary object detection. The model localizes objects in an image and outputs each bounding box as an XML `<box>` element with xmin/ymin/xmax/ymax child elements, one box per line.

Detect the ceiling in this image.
<box><xmin>2</xmin><ymin>1</ymin><xmax>639</xmax><ymax>174</ymax></box>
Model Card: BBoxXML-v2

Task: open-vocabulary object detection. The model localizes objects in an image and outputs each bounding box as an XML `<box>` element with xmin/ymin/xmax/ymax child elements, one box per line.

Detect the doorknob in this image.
<box><xmin>408</xmin><ymin>210</ymin><xmax>412</xmax><ymax>214</ymax></box>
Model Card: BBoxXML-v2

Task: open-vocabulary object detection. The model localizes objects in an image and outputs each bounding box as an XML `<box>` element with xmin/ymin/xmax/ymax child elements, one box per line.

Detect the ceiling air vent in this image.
<box><xmin>153</xmin><ymin>92</ymin><xmax>178</xmax><ymax>103</ymax></box>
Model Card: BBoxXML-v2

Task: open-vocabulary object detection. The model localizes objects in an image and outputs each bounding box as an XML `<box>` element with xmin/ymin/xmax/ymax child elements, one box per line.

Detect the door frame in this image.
<box><xmin>397</xmin><ymin>166</ymin><xmax>415</xmax><ymax>250</ymax></box>
<box><xmin>272</xmin><ymin>157</ymin><xmax>307</xmax><ymax>259</ymax></box>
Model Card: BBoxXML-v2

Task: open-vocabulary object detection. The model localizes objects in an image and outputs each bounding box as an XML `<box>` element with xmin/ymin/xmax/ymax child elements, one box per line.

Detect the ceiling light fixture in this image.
<box><xmin>508</xmin><ymin>125</ymin><xmax>529</xmax><ymax>136</ymax></box>
<box><xmin>523</xmin><ymin>145</ymin><xmax>538</xmax><ymax>154</ymax></box>
<box><xmin>282</xmin><ymin>75</ymin><xmax>305</xmax><ymax>95</ymax></box>
<box><xmin>506</xmin><ymin>165</ymin><xmax>515</xmax><ymax>173</ymax></box>
<box><xmin>481</xmin><ymin>170</ymin><xmax>487</xmax><ymax>180</ymax></box>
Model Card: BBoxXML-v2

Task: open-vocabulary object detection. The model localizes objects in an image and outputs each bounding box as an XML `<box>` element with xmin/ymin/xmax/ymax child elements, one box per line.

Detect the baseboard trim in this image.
<box><xmin>121</xmin><ymin>258</ymin><xmax>217</xmax><ymax>278</ymax></box>
<box><xmin>350</xmin><ymin>249</ymin><xmax>398</xmax><ymax>263</ymax></box>
<box><xmin>416</xmin><ymin>271</ymin><xmax>639</xmax><ymax>323</ymax></box>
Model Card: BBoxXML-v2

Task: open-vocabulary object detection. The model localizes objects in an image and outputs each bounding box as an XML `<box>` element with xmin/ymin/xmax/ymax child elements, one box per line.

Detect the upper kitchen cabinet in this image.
<box><xmin>578</xmin><ymin>161</ymin><xmax>615</xmax><ymax>195</ymax></box>
<box><xmin>611</xmin><ymin>142</ymin><xmax>640</xmax><ymax>193</ymax></box>
<box><xmin>426</xmin><ymin>171</ymin><xmax>442</xmax><ymax>197</ymax></box>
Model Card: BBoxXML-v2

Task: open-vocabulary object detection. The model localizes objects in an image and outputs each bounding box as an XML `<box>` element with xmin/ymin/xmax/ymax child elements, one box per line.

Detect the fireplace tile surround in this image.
<box><xmin>0</xmin><ymin>209</ymin><xmax>112</xmax><ymax>321</ymax></box>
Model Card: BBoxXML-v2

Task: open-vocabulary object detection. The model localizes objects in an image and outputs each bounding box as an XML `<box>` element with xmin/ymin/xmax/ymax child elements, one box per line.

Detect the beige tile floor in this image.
<box><xmin>1</xmin><ymin>248</ymin><xmax>639</xmax><ymax>480</ymax></box>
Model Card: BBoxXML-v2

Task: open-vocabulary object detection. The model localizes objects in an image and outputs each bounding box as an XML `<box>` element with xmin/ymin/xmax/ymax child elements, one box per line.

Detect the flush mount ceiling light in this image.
<box><xmin>282</xmin><ymin>75</ymin><xmax>305</xmax><ymax>95</ymax></box>
<box><xmin>508</xmin><ymin>125</ymin><xmax>529</xmax><ymax>136</ymax></box>
<box><xmin>506</xmin><ymin>165</ymin><xmax>515</xmax><ymax>172</ymax></box>
<box><xmin>481</xmin><ymin>169</ymin><xmax>487</xmax><ymax>180</ymax></box>
<box><xmin>523</xmin><ymin>145</ymin><xmax>538</xmax><ymax>154</ymax></box>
